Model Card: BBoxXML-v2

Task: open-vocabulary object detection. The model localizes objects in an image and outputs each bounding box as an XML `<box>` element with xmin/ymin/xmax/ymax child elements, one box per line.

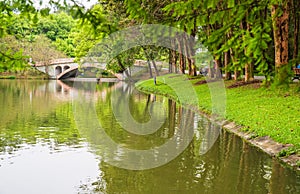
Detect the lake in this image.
<box><xmin>0</xmin><ymin>79</ymin><xmax>299</xmax><ymax>194</ymax></box>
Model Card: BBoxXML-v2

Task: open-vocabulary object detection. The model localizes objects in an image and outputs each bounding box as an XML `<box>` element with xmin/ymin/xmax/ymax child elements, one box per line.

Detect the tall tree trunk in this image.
<box><xmin>190</xmin><ymin>21</ymin><xmax>198</xmax><ymax>76</ymax></box>
<box><xmin>224</xmin><ymin>51</ymin><xmax>231</xmax><ymax>80</ymax></box>
<box><xmin>244</xmin><ymin>63</ymin><xmax>254</xmax><ymax>82</ymax></box>
<box><xmin>245</xmin><ymin>21</ymin><xmax>254</xmax><ymax>82</ymax></box>
<box><xmin>240</xmin><ymin>16</ymin><xmax>254</xmax><ymax>82</ymax></box>
<box><xmin>292</xmin><ymin>0</ymin><xmax>300</xmax><ymax>65</ymax></box>
<box><xmin>177</xmin><ymin>35</ymin><xmax>185</xmax><ymax>74</ymax></box>
<box><xmin>230</xmin><ymin>48</ymin><xmax>241</xmax><ymax>81</ymax></box>
<box><xmin>179</xmin><ymin>53</ymin><xmax>185</xmax><ymax>74</ymax></box>
<box><xmin>183</xmin><ymin>33</ymin><xmax>193</xmax><ymax>75</ymax></box>
<box><xmin>173</xmin><ymin>51</ymin><xmax>178</xmax><ymax>73</ymax></box>
<box><xmin>146</xmin><ymin>59</ymin><xmax>153</xmax><ymax>78</ymax></box>
<box><xmin>168</xmin><ymin>48</ymin><xmax>173</xmax><ymax>73</ymax></box>
<box><xmin>186</xmin><ymin>34</ymin><xmax>197</xmax><ymax>76</ymax></box>
<box><xmin>207</xmin><ymin>60</ymin><xmax>214</xmax><ymax>78</ymax></box>
<box><xmin>214</xmin><ymin>58</ymin><xmax>222</xmax><ymax>78</ymax></box>
<box><xmin>169</xmin><ymin>27</ymin><xmax>178</xmax><ymax>73</ymax></box>
<box><xmin>234</xmin><ymin>69</ymin><xmax>241</xmax><ymax>81</ymax></box>
<box><xmin>168</xmin><ymin>42</ymin><xmax>178</xmax><ymax>73</ymax></box>
<box><xmin>151</xmin><ymin>58</ymin><xmax>160</xmax><ymax>76</ymax></box>
<box><xmin>271</xmin><ymin>1</ymin><xmax>290</xmax><ymax>85</ymax></box>
<box><xmin>142</xmin><ymin>47</ymin><xmax>153</xmax><ymax>78</ymax></box>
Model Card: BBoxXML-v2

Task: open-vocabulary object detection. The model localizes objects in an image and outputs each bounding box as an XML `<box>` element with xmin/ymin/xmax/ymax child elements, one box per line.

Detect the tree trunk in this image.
<box><xmin>214</xmin><ymin>58</ymin><xmax>222</xmax><ymax>78</ymax></box>
<box><xmin>245</xmin><ymin>21</ymin><xmax>254</xmax><ymax>82</ymax></box>
<box><xmin>189</xmin><ymin>23</ymin><xmax>198</xmax><ymax>76</ymax></box>
<box><xmin>230</xmin><ymin>48</ymin><xmax>241</xmax><ymax>81</ymax></box>
<box><xmin>168</xmin><ymin>46</ymin><xmax>178</xmax><ymax>73</ymax></box>
<box><xmin>240</xmin><ymin>16</ymin><xmax>254</xmax><ymax>82</ymax></box>
<box><xmin>292</xmin><ymin>0</ymin><xmax>299</xmax><ymax>65</ymax></box>
<box><xmin>234</xmin><ymin>69</ymin><xmax>241</xmax><ymax>81</ymax></box>
<box><xmin>151</xmin><ymin>58</ymin><xmax>160</xmax><ymax>76</ymax></box>
<box><xmin>183</xmin><ymin>34</ymin><xmax>192</xmax><ymax>75</ymax></box>
<box><xmin>271</xmin><ymin>2</ymin><xmax>290</xmax><ymax>85</ymax></box>
<box><xmin>142</xmin><ymin>47</ymin><xmax>153</xmax><ymax>78</ymax></box>
<box><xmin>177</xmin><ymin>35</ymin><xmax>185</xmax><ymax>74</ymax></box>
<box><xmin>186</xmin><ymin>34</ymin><xmax>197</xmax><ymax>76</ymax></box>
<box><xmin>224</xmin><ymin>51</ymin><xmax>231</xmax><ymax>80</ymax></box>
<box><xmin>173</xmin><ymin>51</ymin><xmax>178</xmax><ymax>73</ymax></box>
<box><xmin>207</xmin><ymin>60</ymin><xmax>214</xmax><ymax>78</ymax></box>
<box><xmin>168</xmin><ymin>48</ymin><xmax>173</xmax><ymax>73</ymax></box>
<box><xmin>244</xmin><ymin>63</ymin><xmax>254</xmax><ymax>82</ymax></box>
<box><xmin>146</xmin><ymin>59</ymin><xmax>153</xmax><ymax>78</ymax></box>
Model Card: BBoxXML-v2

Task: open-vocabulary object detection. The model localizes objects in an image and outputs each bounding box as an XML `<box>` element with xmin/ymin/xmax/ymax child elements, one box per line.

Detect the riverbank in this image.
<box><xmin>135</xmin><ymin>74</ymin><xmax>300</xmax><ymax>171</ymax></box>
<box><xmin>0</xmin><ymin>69</ymin><xmax>49</xmax><ymax>80</ymax></box>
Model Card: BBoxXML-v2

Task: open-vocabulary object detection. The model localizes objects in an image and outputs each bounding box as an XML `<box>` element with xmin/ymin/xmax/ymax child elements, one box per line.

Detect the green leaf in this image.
<box><xmin>228</xmin><ymin>0</ymin><xmax>235</xmax><ymax>8</ymax></box>
<box><xmin>40</xmin><ymin>8</ymin><xmax>50</xmax><ymax>16</ymax></box>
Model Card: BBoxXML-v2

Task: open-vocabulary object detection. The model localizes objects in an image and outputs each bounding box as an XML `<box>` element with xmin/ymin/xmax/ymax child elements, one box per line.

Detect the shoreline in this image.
<box><xmin>222</xmin><ymin>121</ymin><xmax>300</xmax><ymax>172</ymax></box>
<box><xmin>135</xmin><ymin>78</ymin><xmax>300</xmax><ymax>172</ymax></box>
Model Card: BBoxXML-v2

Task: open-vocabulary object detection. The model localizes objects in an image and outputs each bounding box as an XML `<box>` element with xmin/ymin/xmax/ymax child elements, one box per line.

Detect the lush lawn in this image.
<box><xmin>135</xmin><ymin>74</ymin><xmax>300</xmax><ymax>154</ymax></box>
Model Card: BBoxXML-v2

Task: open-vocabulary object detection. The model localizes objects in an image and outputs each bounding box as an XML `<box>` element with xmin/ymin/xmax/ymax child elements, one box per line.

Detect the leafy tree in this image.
<box><xmin>0</xmin><ymin>0</ymin><xmax>38</xmax><ymax>71</ymax></box>
<box><xmin>1</xmin><ymin>0</ymin><xmax>299</xmax><ymax>85</ymax></box>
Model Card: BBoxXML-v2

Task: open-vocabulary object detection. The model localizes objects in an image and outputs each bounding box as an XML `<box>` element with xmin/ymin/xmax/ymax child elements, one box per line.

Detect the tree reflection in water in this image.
<box><xmin>0</xmin><ymin>80</ymin><xmax>299</xmax><ymax>194</ymax></box>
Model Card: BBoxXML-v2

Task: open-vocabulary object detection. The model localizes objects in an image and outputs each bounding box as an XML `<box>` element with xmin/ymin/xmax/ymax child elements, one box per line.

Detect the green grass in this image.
<box><xmin>0</xmin><ymin>75</ymin><xmax>16</xmax><ymax>79</ymax></box>
<box><xmin>0</xmin><ymin>69</ymin><xmax>49</xmax><ymax>79</ymax></box>
<box><xmin>136</xmin><ymin>74</ymin><xmax>300</xmax><ymax>154</ymax></box>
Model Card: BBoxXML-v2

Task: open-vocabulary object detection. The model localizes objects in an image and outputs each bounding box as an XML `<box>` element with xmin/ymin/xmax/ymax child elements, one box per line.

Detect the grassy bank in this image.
<box><xmin>0</xmin><ymin>69</ymin><xmax>49</xmax><ymax>80</ymax></box>
<box><xmin>135</xmin><ymin>74</ymin><xmax>300</xmax><ymax>157</ymax></box>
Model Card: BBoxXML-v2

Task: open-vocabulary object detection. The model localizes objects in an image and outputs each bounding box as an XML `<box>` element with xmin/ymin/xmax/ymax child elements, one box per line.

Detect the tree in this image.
<box><xmin>290</xmin><ymin>0</ymin><xmax>300</xmax><ymax>66</ymax></box>
<box><xmin>1</xmin><ymin>0</ymin><xmax>298</xmax><ymax>86</ymax></box>
<box><xmin>271</xmin><ymin>0</ymin><xmax>291</xmax><ymax>86</ymax></box>
<box><xmin>0</xmin><ymin>0</ymin><xmax>38</xmax><ymax>71</ymax></box>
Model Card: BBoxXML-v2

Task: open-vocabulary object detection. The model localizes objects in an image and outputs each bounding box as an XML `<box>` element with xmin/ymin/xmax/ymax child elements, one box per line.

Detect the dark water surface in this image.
<box><xmin>0</xmin><ymin>80</ymin><xmax>299</xmax><ymax>194</ymax></box>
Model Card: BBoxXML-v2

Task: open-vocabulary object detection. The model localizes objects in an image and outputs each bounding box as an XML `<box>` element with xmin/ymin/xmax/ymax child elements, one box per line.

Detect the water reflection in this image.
<box><xmin>73</xmin><ymin>82</ymin><xmax>223</xmax><ymax>170</ymax></box>
<box><xmin>0</xmin><ymin>80</ymin><xmax>299</xmax><ymax>194</ymax></box>
<box><xmin>0</xmin><ymin>80</ymin><xmax>104</xmax><ymax>194</ymax></box>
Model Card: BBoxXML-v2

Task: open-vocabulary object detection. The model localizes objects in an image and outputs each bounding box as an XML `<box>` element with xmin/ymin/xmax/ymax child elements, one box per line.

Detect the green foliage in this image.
<box><xmin>3</xmin><ymin>10</ymin><xmax>77</xmax><ymax>58</ymax></box>
<box><xmin>36</xmin><ymin>12</ymin><xmax>75</xmax><ymax>41</ymax></box>
<box><xmin>1</xmin><ymin>0</ymin><xmax>299</xmax><ymax>82</ymax></box>
<box><xmin>0</xmin><ymin>49</ymin><xmax>28</xmax><ymax>73</ymax></box>
<box><xmin>71</xmin><ymin>5</ymin><xmax>108</xmax><ymax>60</ymax></box>
<box><xmin>0</xmin><ymin>34</ymin><xmax>67</xmax><ymax>65</ymax></box>
<box><xmin>0</xmin><ymin>6</ymin><xmax>76</xmax><ymax>71</ymax></box>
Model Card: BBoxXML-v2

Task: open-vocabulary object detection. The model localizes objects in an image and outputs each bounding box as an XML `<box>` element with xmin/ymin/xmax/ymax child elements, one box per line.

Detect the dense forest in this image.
<box><xmin>0</xmin><ymin>0</ymin><xmax>299</xmax><ymax>86</ymax></box>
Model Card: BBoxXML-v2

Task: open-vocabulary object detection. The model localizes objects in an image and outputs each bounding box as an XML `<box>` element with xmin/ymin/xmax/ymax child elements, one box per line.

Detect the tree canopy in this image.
<box><xmin>0</xmin><ymin>0</ymin><xmax>299</xmax><ymax>86</ymax></box>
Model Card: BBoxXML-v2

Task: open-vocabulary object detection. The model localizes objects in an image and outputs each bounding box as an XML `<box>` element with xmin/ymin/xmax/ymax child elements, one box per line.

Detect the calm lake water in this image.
<box><xmin>0</xmin><ymin>79</ymin><xmax>299</xmax><ymax>194</ymax></box>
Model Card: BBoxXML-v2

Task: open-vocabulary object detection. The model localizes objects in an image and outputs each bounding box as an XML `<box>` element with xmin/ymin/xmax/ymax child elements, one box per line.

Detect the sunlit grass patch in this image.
<box><xmin>136</xmin><ymin>76</ymin><xmax>300</xmax><ymax>154</ymax></box>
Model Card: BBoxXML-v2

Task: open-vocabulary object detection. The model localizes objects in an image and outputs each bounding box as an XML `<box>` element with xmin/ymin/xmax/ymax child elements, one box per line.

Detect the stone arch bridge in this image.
<box><xmin>32</xmin><ymin>58</ymin><xmax>112</xmax><ymax>80</ymax></box>
<box><xmin>32</xmin><ymin>58</ymin><xmax>153</xmax><ymax>80</ymax></box>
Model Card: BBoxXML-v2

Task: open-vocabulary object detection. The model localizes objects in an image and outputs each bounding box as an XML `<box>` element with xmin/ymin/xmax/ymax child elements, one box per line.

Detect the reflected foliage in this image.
<box><xmin>0</xmin><ymin>80</ymin><xmax>299</xmax><ymax>193</ymax></box>
<box><xmin>0</xmin><ymin>80</ymin><xmax>81</xmax><ymax>154</ymax></box>
<box><xmin>82</xmin><ymin>114</ymin><xmax>300</xmax><ymax>194</ymax></box>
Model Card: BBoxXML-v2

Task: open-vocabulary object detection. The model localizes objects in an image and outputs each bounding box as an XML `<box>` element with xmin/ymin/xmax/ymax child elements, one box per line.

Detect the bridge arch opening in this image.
<box><xmin>63</xmin><ymin>66</ymin><xmax>70</xmax><ymax>71</ymax></box>
<box><xmin>55</xmin><ymin>66</ymin><xmax>62</xmax><ymax>76</ymax></box>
